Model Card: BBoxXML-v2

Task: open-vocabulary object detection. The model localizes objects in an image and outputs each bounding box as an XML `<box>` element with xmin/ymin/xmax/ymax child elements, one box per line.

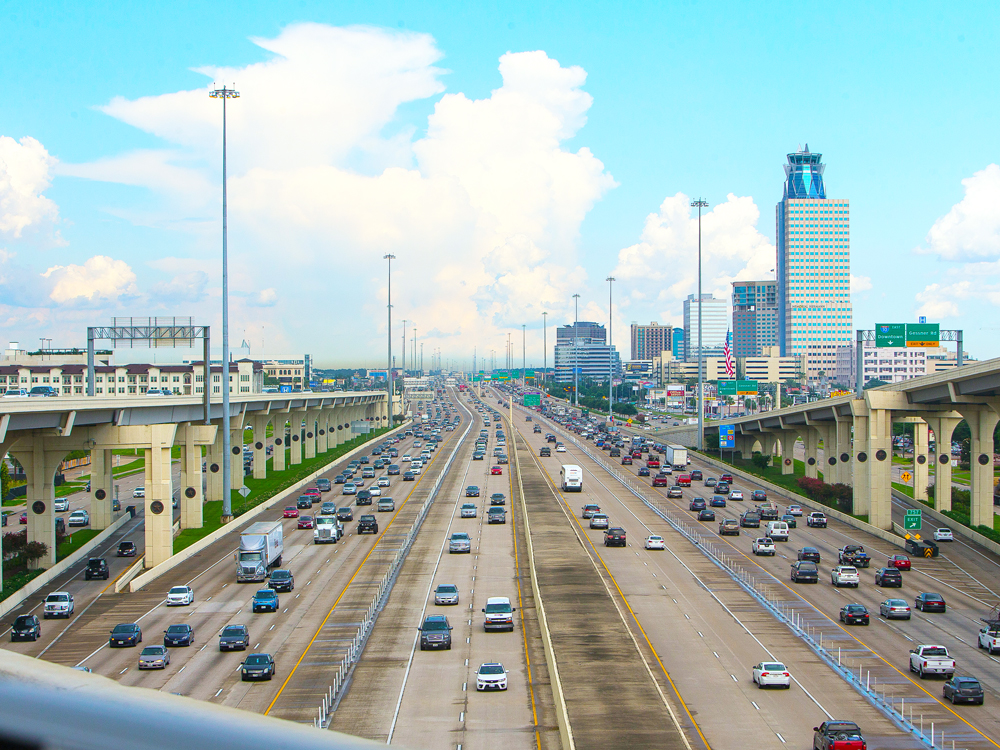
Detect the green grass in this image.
<box><xmin>56</xmin><ymin>529</ymin><xmax>100</xmax><ymax>561</ymax></box>
<box><xmin>174</xmin><ymin>501</ymin><xmax>226</xmax><ymax>553</ymax></box>
<box><xmin>892</xmin><ymin>482</ymin><xmax>914</xmax><ymax>498</ymax></box>
<box><xmin>0</xmin><ymin>569</ymin><xmax>46</xmax><ymax>602</ymax></box>
<box><xmin>55</xmin><ymin>482</ymin><xmax>86</xmax><ymax>498</ymax></box>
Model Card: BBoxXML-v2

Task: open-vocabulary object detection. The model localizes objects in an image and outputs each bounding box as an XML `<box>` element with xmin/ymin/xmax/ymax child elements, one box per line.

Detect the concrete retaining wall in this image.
<box><xmin>0</xmin><ymin>512</ymin><xmax>131</xmax><ymax>619</ymax></box>
<box><xmin>694</xmin><ymin>451</ymin><xmax>908</xmax><ymax>551</ymax></box>
<box><xmin>129</xmin><ymin>422</ymin><xmax>411</xmax><ymax>593</ymax></box>
<box><xmin>890</xmin><ymin>488</ymin><xmax>1000</xmax><ymax>557</ymax></box>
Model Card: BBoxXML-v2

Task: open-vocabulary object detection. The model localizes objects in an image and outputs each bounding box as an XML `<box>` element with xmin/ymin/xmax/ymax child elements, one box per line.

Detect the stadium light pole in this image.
<box><xmin>384</xmin><ymin>254</ymin><xmax>395</xmax><ymax>425</ymax></box>
<box><xmin>573</xmin><ymin>293</ymin><xmax>580</xmax><ymax>406</ymax></box>
<box><xmin>691</xmin><ymin>198</ymin><xmax>708</xmax><ymax>451</ymax></box>
<box><xmin>607</xmin><ymin>276</ymin><xmax>615</xmax><ymax>426</ymax></box>
<box><xmin>210</xmin><ymin>83</ymin><xmax>239</xmax><ymax>522</ymax></box>
<box><xmin>542</xmin><ymin>311</ymin><xmax>548</xmax><ymax>394</ymax></box>
<box><xmin>522</xmin><ymin>324</ymin><xmax>526</xmax><ymax>387</ymax></box>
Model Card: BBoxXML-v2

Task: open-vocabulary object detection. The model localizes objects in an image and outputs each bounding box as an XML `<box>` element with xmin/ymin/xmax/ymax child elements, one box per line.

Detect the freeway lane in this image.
<box><xmin>539</xmin><ymin>409</ymin><xmax>1000</xmax><ymax>749</ymax></box>
<box><xmin>332</xmin><ymin>394</ymin><xmax>550</xmax><ymax>749</ymax></box>
<box><xmin>509</xmin><ymin>411</ymin><xmax>906</xmax><ymax>750</ymax></box>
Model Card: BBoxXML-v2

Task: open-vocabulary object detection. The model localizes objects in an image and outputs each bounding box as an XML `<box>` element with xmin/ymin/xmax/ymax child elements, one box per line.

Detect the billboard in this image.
<box><xmin>666</xmin><ymin>384</ymin><xmax>685</xmax><ymax>397</ymax></box>
<box><xmin>718</xmin><ymin>380</ymin><xmax>758</xmax><ymax>396</ymax></box>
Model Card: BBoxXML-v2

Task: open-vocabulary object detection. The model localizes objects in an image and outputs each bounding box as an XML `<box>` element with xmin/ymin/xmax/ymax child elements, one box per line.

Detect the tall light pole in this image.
<box><xmin>402</xmin><ymin>319</ymin><xmax>407</xmax><ymax>378</ymax></box>
<box><xmin>522</xmin><ymin>323</ymin><xmax>526</xmax><ymax>387</ymax></box>
<box><xmin>384</xmin><ymin>254</ymin><xmax>395</xmax><ymax>425</ymax></box>
<box><xmin>606</xmin><ymin>276</ymin><xmax>615</xmax><ymax>426</ymax></box>
<box><xmin>692</xmin><ymin>198</ymin><xmax>708</xmax><ymax>451</ymax></box>
<box><xmin>210</xmin><ymin>82</ymin><xmax>239</xmax><ymax>522</ymax></box>
<box><xmin>572</xmin><ymin>294</ymin><xmax>580</xmax><ymax>406</ymax></box>
<box><xmin>542</xmin><ymin>311</ymin><xmax>548</xmax><ymax>394</ymax></box>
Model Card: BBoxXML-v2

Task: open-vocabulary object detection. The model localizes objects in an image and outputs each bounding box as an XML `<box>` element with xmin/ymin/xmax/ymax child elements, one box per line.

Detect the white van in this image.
<box><xmin>766</xmin><ymin>521</ymin><xmax>789</xmax><ymax>541</ymax></box>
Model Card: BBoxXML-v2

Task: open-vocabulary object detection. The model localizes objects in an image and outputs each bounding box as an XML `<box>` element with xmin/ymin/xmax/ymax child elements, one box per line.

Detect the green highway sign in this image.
<box><xmin>523</xmin><ymin>393</ymin><xmax>541</xmax><ymax>407</ymax></box>
<box><xmin>472</xmin><ymin>374</ymin><xmax>482</xmax><ymax>382</ymax></box>
<box><xmin>906</xmin><ymin>323</ymin><xmax>940</xmax><ymax>347</ymax></box>
<box><xmin>493</xmin><ymin>370</ymin><xmax>511</xmax><ymax>381</ymax></box>
<box><xmin>904</xmin><ymin>508</ymin><xmax>922</xmax><ymax>530</ymax></box>
<box><xmin>525</xmin><ymin>370</ymin><xmax>535</xmax><ymax>378</ymax></box>
<box><xmin>875</xmin><ymin>324</ymin><xmax>906</xmax><ymax>347</ymax></box>
<box><xmin>718</xmin><ymin>380</ymin><xmax>758</xmax><ymax>396</ymax></box>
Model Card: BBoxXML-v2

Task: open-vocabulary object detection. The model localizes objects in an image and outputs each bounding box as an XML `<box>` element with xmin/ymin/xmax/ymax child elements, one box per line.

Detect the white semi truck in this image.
<box><xmin>314</xmin><ymin>515</ymin><xmax>342</xmax><ymax>544</ymax></box>
<box><xmin>236</xmin><ymin>521</ymin><xmax>284</xmax><ymax>582</ymax></box>
<box><xmin>560</xmin><ymin>464</ymin><xmax>583</xmax><ymax>492</ymax></box>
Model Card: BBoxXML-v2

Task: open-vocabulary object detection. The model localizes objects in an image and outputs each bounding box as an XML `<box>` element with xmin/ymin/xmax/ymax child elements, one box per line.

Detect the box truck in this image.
<box><xmin>665</xmin><ymin>444</ymin><xmax>688</xmax><ymax>469</ymax></box>
<box><xmin>560</xmin><ymin>464</ymin><xmax>583</xmax><ymax>492</ymax></box>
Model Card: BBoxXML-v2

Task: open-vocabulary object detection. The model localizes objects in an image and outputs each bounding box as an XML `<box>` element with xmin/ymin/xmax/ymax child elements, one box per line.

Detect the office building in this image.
<box><xmin>682</xmin><ymin>294</ymin><xmax>728</xmax><ymax>361</ymax></box>
<box><xmin>630</xmin><ymin>322</ymin><xmax>673</xmax><ymax>361</ymax></box>
<box><xmin>553</xmin><ymin>342</ymin><xmax>621</xmax><ymax>383</ymax></box>
<box><xmin>834</xmin><ymin>342</ymin><xmax>971</xmax><ymax>388</ymax></box>
<box><xmin>776</xmin><ymin>145</ymin><xmax>852</xmax><ymax>382</ymax></box>
<box><xmin>740</xmin><ymin>347</ymin><xmax>806</xmax><ymax>384</ymax></box>
<box><xmin>672</xmin><ymin>329</ymin><xmax>685</xmax><ymax>359</ymax></box>
<box><xmin>556</xmin><ymin>321</ymin><xmax>606</xmax><ymax>346</ymax></box>
<box><xmin>732</xmin><ymin>280</ymin><xmax>779</xmax><ymax>357</ymax></box>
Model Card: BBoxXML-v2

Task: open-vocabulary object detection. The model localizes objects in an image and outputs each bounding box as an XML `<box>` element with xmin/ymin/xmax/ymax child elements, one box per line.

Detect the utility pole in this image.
<box><xmin>210</xmin><ymin>82</ymin><xmax>239</xmax><ymax>522</ymax></box>
<box><xmin>607</xmin><ymin>276</ymin><xmax>615</xmax><ymax>426</ymax></box>
<box><xmin>691</xmin><ymin>198</ymin><xmax>709</xmax><ymax>451</ymax></box>
<box><xmin>384</xmin><ymin>254</ymin><xmax>395</xmax><ymax>425</ymax></box>
<box><xmin>572</xmin><ymin>294</ymin><xmax>581</xmax><ymax>406</ymax></box>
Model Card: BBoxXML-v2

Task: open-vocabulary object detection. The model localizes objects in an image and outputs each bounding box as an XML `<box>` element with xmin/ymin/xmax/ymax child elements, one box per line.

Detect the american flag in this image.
<box><xmin>724</xmin><ymin>330</ymin><xmax>735</xmax><ymax>378</ymax></box>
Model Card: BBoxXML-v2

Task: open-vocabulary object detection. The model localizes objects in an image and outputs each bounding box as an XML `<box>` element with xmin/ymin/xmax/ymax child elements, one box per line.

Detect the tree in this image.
<box><xmin>0</xmin><ymin>459</ymin><xmax>9</xmax><ymax>502</ymax></box>
<box><xmin>751</xmin><ymin>453</ymin><xmax>771</xmax><ymax>471</ymax></box>
<box><xmin>24</xmin><ymin>541</ymin><xmax>48</xmax><ymax>568</ymax></box>
<box><xmin>863</xmin><ymin>378</ymin><xmax>890</xmax><ymax>389</ymax></box>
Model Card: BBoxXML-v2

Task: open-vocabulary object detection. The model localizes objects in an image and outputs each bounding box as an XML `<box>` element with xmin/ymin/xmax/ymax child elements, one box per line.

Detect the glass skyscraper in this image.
<box><xmin>732</xmin><ymin>280</ymin><xmax>778</xmax><ymax>357</ymax></box>
<box><xmin>776</xmin><ymin>146</ymin><xmax>852</xmax><ymax>381</ymax></box>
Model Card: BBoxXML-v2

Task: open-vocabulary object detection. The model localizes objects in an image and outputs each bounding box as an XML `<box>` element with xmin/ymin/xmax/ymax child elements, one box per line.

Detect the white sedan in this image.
<box><xmin>401</xmin><ymin>454</ymin><xmax>412</xmax><ymax>462</ymax></box>
<box><xmin>166</xmin><ymin>585</ymin><xmax>194</xmax><ymax>606</ymax></box>
<box><xmin>752</xmin><ymin>661</ymin><xmax>791</xmax><ymax>689</ymax></box>
<box><xmin>377</xmin><ymin>477</ymin><xmax>391</xmax><ymax>488</ymax></box>
<box><xmin>555</xmin><ymin>445</ymin><xmax>566</xmax><ymax>453</ymax></box>
<box><xmin>933</xmin><ymin>527</ymin><xmax>954</xmax><ymax>542</ymax></box>
<box><xmin>368</xmin><ymin>486</ymin><xmax>382</xmax><ymax>497</ymax></box>
<box><xmin>831</xmin><ymin>566</ymin><xmax>860</xmax><ymax>588</ymax></box>
<box><xmin>644</xmin><ymin>535</ymin><xmax>666</xmax><ymax>550</ymax></box>
<box><xmin>476</xmin><ymin>662</ymin><xmax>508</xmax><ymax>691</ymax></box>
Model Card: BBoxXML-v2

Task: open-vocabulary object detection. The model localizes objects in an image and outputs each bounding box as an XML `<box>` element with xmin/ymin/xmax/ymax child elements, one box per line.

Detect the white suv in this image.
<box><xmin>831</xmin><ymin>566</ymin><xmax>860</xmax><ymax>588</ymax></box>
<box><xmin>43</xmin><ymin>591</ymin><xmax>74</xmax><ymax>618</ymax></box>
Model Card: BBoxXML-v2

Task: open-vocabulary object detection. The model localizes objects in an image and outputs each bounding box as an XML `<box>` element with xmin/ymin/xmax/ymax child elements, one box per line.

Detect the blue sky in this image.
<box><xmin>1</xmin><ymin>1</ymin><xmax>998</xmax><ymax>367</ymax></box>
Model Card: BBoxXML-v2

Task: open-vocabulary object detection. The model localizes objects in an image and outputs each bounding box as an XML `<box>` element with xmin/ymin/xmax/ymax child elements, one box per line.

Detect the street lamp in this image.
<box><xmin>522</xmin><ymin>323</ymin><xmax>526</xmax><ymax>387</ymax></box>
<box><xmin>542</xmin><ymin>311</ymin><xmax>548</xmax><ymax>392</ymax></box>
<box><xmin>210</xmin><ymin>82</ymin><xmax>239</xmax><ymax>522</ymax></box>
<box><xmin>691</xmin><ymin>198</ymin><xmax>708</xmax><ymax>451</ymax></box>
<box><xmin>384</xmin><ymin>254</ymin><xmax>395</xmax><ymax>425</ymax></box>
<box><xmin>572</xmin><ymin>293</ymin><xmax>580</xmax><ymax>406</ymax></box>
<box><xmin>606</xmin><ymin>276</ymin><xmax>615</xmax><ymax>426</ymax></box>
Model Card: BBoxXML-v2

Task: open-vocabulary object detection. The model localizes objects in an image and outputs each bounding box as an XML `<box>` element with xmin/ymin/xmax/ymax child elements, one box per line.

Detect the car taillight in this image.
<box><xmin>760</xmin><ymin>672</ymin><xmax>768</xmax><ymax>676</ymax></box>
<box><xmin>783</xmin><ymin>672</ymin><xmax>789</xmax><ymax>677</ymax></box>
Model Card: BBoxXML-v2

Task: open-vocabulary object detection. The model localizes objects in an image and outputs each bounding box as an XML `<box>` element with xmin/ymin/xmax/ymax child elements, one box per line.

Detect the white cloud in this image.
<box><xmin>612</xmin><ymin>192</ymin><xmax>775</xmax><ymax>325</ymax></box>
<box><xmin>922</xmin><ymin>164</ymin><xmax>1000</xmax><ymax>262</ymax></box>
<box><xmin>0</xmin><ymin>136</ymin><xmax>61</xmax><ymax>240</ymax></box>
<box><xmin>850</xmin><ymin>274</ymin><xmax>872</xmax><ymax>294</ymax></box>
<box><xmin>42</xmin><ymin>256</ymin><xmax>138</xmax><ymax>304</ymax></box>
<box><xmin>249</xmin><ymin>288</ymin><xmax>277</xmax><ymax>307</ymax></box>
<box><xmin>150</xmin><ymin>271</ymin><xmax>209</xmax><ymax>303</ymax></box>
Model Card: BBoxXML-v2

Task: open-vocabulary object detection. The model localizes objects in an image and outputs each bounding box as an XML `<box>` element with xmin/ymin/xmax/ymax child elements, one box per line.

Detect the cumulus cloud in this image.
<box><xmin>612</xmin><ymin>192</ymin><xmax>774</xmax><ymax>325</ymax></box>
<box><xmin>150</xmin><ymin>270</ymin><xmax>209</xmax><ymax>303</ymax></box>
<box><xmin>850</xmin><ymin>274</ymin><xmax>872</xmax><ymax>294</ymax></box>
<box><xmin>0</xmin><ymin>136</ymin><xmax>61</xmax><ymax>241</ymax></box>
<box><xmin>63</xmin><ymin>25</ymin><xmax>614</xmax><ymax>361</ymax></box>
<box><xmin>922</xmin><ymin>164</ymin><xmax>1000</xmax><ymax>262</ymax></box>
<box><xmin>42</xmin><ymin>256</ymin><xmax>138</xmax><ymax>304</ymax></box>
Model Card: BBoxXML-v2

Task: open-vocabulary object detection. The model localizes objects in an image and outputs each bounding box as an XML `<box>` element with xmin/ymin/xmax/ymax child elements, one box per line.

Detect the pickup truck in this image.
<box><xmin>838</xmin><ymin>545</ymin><xmax>870</xmax><ymax>568</ymax></box>
<box><xmin>812</xmin><ymin>721</ymin><xmax>867</xmax><ymax>750</ymax></box>
<box><xmin>909</xmin><ymin>645</ymin><xmax>955</xmax><ymax>679</ymax></box>
<box><xmin>978</xmin><ymin>619</ymin><xmax>1000</xmax><ymax>654</ymax></box>
<box><xmin>806</xmin><ymin>511</ymin><xmax>828</xmax><ymax>528</ymax></box>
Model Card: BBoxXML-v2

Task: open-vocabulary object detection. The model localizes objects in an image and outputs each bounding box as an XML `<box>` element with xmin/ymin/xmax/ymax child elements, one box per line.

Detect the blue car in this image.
<box><xmin>252</xmin><ymin>589</ymin><xmax>280</xmax><ymax>613</ymax></box>
<box><xmin>710</xmin><ymin>496</ymin><xmax>727</xmax><ymax>508</ymax></box>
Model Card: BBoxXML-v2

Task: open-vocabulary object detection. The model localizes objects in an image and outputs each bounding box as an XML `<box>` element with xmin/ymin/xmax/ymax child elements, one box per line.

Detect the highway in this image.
<box><xmin>522</xmin><ymin>396</ymin><xmax>1000</xmax><ymax>749</ymax></box>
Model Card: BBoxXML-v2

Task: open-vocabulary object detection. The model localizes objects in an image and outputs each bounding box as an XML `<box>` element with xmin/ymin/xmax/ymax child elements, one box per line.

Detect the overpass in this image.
<box><xmin>1</xmin><ymin>391</ymin><xmax>389</xmax><ymax>567</ymax></box>
<box><xmin>701</xmin><ymin>357</ymin><xmax>1000</xmax><ymax>531</ymax></box>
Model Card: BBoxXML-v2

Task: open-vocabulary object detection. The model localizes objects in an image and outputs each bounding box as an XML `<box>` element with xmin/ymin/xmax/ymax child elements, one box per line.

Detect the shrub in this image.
<box><xmin>750</xmin><ymin>453</ymin><xmax>771</xmax><ymax>471</ymax></box>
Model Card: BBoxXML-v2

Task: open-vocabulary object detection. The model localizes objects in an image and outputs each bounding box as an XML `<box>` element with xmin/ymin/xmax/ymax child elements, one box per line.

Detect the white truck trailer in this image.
<box><xmin>236</xmin><ymin>521</ymin><xmax>284</xmax><ymax>582</ymax></box>
<box><xmin>665</xmin><ymin>444</ymin><xmax>688</xmax><ymax>469</ymax></box>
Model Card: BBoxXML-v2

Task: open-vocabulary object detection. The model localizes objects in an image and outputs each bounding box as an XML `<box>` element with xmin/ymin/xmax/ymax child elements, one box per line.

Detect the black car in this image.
<box><xmin>241</xmin><ymin>653</ymin><xmax>276</xmax><ymax>681</ymax></box>
<box><xmin>219</xmin><ymin>624</ymin><xmax>250</xmax><ymax>651</ymax></box>
<box><xmin>296</xmin><ymin>496</ymin><xmax>312</xmax><ymax>510</ymax></box>
<box><xmin>690</xmin><ymin>470</ymin><xmax>703</xmax><ymax>481</ymax></box>
<box><xmin>358</xmin><ymin>514</ymin><xmax>379</xmax><ymax>534</ymax></box>
<box><xmin>790</xmin><ymin>561</ymin><xmax>819</xmax><ymax>583</ymax></box>
<box><xmin>638</xmin><ymin>467</ymin><xmax>650</xmax><ymax>477</ymax></box>
<box><xmin>697</xmin><ymin>509</ymin><xmax>716</xmax><ymax>522</ymax></box>
<box><xmin>490</xmin><ymin>493</ymin><xmax>506</xmax><ymax>506</ymax></box>
<box><xmin>715</xmin><ymin>482</ymin><xmax>730</xmax><ymax>494</ymax></box>
<box><xmin>797</xmin><ymin>547</ymin><xmax>821</xmax><ymax>563</ymax></box>
<box><xmin>419</xmin><ymin>614</ymin><xmax>453</xmax><ymax>650</ymax></box>
<box><xmin>336</xmin><ymin>507</ymin><xmax>354</xmax><ymax>522</ymax></box>
<box><xmin>117</xmin><ymin>541</ymin><xmax>138</xmax><ymax>557</ymax></box>
<box><xmin>84</xmin><ymin>557</ymin><xmax>110</xmax><ymax>580</ymax></box>
<box><xmin>875</xmin><ymin>567</ymin><xmax>903</xmax><ymax>587</ymax></box>
<box><xmin>689</xmin><ymin>498</ymin><xmax>707</xmax><ymax>511</ymax></box>
<box><xmin>334</xmin><ymin>474</ymin><xmax>347</xmax><ymax>484</ymax></box>
<box><xmin>109</xmin><ymin>623</ymin><xmax>143</xmax><ymax>647</ymax></box>
<box><xmin>466</xmin><ymin>486</ymin><xmax>481</xmax><ymax>497</ymax></box>
<box><xmin>751</xmin><ymin>490</ymin><xmax>767</xmax><ymax>502</ymax></box>
<box><xmin>604</xmin><ymin>528</ymin><xmax>627</xmax><ymax>547</ymax></box>
<box><xmin>163</xmin><ymin>623</ymin><xmax>194</xmax><ymax>646</ymax></box>
<box><xmin>943</xmin><ymin>676</ymin><xmax>985</xmax><ymax>705</ymax></box>
<box><xmin>269</xmin><ymin>569</ymin><xmax>295</xmax><ymax>592</ymax></box>
<box><xmin>356</xmin><ymin>490</ymin><xmax>373</xmax><ymax>505</ymax></box>
<box><xmin>403</xmin><ymin>471</ymin><xmax>415</xmax><ymax>481</ymax></box>
<box><xmin>840</xmin><ymin>604</ymin><xmax>870</xmax><ymax>625</ymax></box>
<box><xmin>915</xmin><ymin>592</ymin><xmax>947</xmax><ymax>612</ymax></box>
<box><xmin>10</xmin><ymin>614</ymin><xmax>40</xmax><ymax>642</ymax></box>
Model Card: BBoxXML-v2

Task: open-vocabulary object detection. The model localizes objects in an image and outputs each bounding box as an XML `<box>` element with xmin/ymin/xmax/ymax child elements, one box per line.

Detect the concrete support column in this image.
<box><xmin>924</xmin><ymin>415</ymin><xmax>960</xmax><ymax>511</ymax></box>
<box><xmin>316</xmin><ymin>409</ymin><xmax>330</xmax><ymax>454</ymax></box>
<box><xmin>178</xmin><ymin>424</ymin><xmax>205</xmax><ymax>530</ymax></box>
<box><xmin>230</xmin><ymin>427</ymin><xmax>245</xmax><ymax>495</ymax></box>
<box><xmin>780</xmin><ymin>431</ymin><xmax>796</xmax><ymax>475</ymax></box>
<box><xmin>867</xmin><ymin>408</ymin><xmax>893</xmax><ymax>530</ymax></box>
<box><xmin>816</xmin><ymin>424</ymin><xmax>836</xmax><ymax>483</ymax></box>
<box><xmin>250</xmin><ymin>415</ymin><xmax>269</xmax><ymax>480</ymax></box>
<box><xmin>289</xmin><ymin>410</ymin><xmax>304</xmax><ymax>466</ymax></box>
<box><xmin>834</xmin><ymin>419</ymin><xmax>853</xmax><ymax>487</ymax></box>
<box><xmin>143</xmin><ymin>424</ymin><xmax>177</xmax><ymax>568</ymax></box>
<box><xmin>304</xmin><ymin>408</ymin><xmax>321</xmax><ymax>460</ymax></box>
<box><xmin>272</xmin><ymin>418</ymin><xmax>287</xmax><ymax>472</ymax></box>
<box><xmin>206</xmin><ymin>425</ymin><xmax>224</xmax><ymax>503</ymax></box>
<box><xmin>12</xmin><ymin>433</ymin><xmax>61</xmax><ymax>569</ymax></box>
<box><xmin>852</xmin><ymin>412</ymin><xmax>871</xmax><ymax>517</ymax></box>
<box><xmin>803</xmin><ymin>428</ymin><xmax>820</xmax><ymax>479</ymax></box>
<box><xmin>960</xmin><ymin>406</ymin><xmax>1000</xmax><ymax>529</ymax></box>
<box><xmin>90</xmin><ymin>448</ymin><xmax>114</xmax><ymax>531</ymax></box>
<box><xmin>913</xmin><ymin>420</ymin><xmax>930</xmax><ymax>503</ymax></box>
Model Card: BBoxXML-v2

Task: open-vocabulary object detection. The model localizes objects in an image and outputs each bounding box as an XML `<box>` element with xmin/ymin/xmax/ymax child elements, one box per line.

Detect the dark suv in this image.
<box><xmin>604</xmin><ymin>528</ymin><xmax>627</xmax><ymax>547</ymax></box>
<box><xmin>874</xmin><ymin>567</ymin><xmax>902</xmax><ymax>588</ymax></box>
<box><xmin>269</xmin><ymin>569</ymin><xmax>295</xmax><ymax>592</ymax></box>
<box><xmin>117</xmin><ymin>541</ymin><xmax>138</xmax><ymax>557</ymax></box>
<box><xmin>740</xmin><ymin>511</ymin><xmax>761</xmax><ymax>528</ymax></box>
<box><xmin>10</xmin><ymin>614</ymin><xmax>41</xmax><ymax>642</ymax></box>
<box><xmin>358</xmin><ymin>514</ymin><xmax>378</xmax><ymax>534</ymax></box>
<box><xmin>790</xmin><ymin>561</ymin><xmax>819</xmax><ymax>583</ymax></box>
<box><xmin>84</xmin><ymin>557</ymin><xmax>110</xmax><ymax>580</ymax></box>
<box><xmin>419</xmin><ymin>615</ymin><xmax>453</xmax><ymax>650</ymax></box>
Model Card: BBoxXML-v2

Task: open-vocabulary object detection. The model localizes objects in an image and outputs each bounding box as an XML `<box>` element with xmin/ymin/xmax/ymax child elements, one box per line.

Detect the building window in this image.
<box><xmin>128</xmin><ymin>386</ymin><xmax>137</xmax><ymax>394</ymax></box>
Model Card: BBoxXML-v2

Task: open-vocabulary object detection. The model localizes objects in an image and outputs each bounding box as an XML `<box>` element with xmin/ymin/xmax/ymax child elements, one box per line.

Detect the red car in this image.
<box><xmin>646</xmin><ymin>458</ymin><xmax>660</xmax><ymax>469</ymax></box>
<box><xmin>676</xmin><ymin>474</ymin><xmax>692</xmax><ymax>487</ymax></box>
<box><xmin>19</xmin><ymin>512</ymin><xmax>27</xmax><ymax>524</ymax></box>
<box><xmin>297</xmin><ymin>515</ymin><xmax>314</xmax><ymax>529</ymax></box>
<box><xmin>719</xmin><ymin>473</ymin><xmax>734</xmax><ymax>483</ymax></box>
<box><xmin>283</xmin><ymin>506</ymin><xmax>299</xmax><ymax>518</ymax></box>
<box><xmin>621</xmin><ymin>456</ymin><xmax>633</xmax><ymax>465</ymax></box>
<box><xmin>887</xmin><ymin>554</ymin><xmax>911</xmax><ymax>571</ymax></box>
<box><xmin>652</xmin><ymin>476</ymin><xmax>669</xmax><ymax>487</ymax></box>
<box><xmin>631</xmin><ymin>450</ymin><xmax>643</xmax><ymax>458</ymax></box>
<box><xmin>491</xmin><ymin>466</ymin><xmax>503</xmax><ymax>475</ymax></box>
<box><xmin>303</xmin><ymin>488</ymin><xmax>321</xmax><ymax>502</ymax></box>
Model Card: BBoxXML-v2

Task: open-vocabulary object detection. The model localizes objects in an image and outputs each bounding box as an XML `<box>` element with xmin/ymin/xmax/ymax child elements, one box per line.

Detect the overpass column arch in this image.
<box><xmin>778</xmin><ymin>430</ymin><xmax>797</xmax><ymax>475</ymax></box>
<box><xmin>315</xmin><ymin>407</ymin><xmax>331</xmax><ymax>454</ymax></box>
<box><xmin>206</xmin><ymin>426</ymin><xmax>225</xmax><ymax>503</ymax></box>
<box><xmin>249</xmin><ymin>413</ymin><xmax>271</xmax><ymax>480</ymax></box>
<box><xmin>90</xmin><ymin>449</ymin><xmax>114</xmax><ymax>531</ymax></box>
<box><xmin>957</xmin><ymin>404</ymin><xmax>1000</xmax><ymax>528</ymax></box>
<box><xmin>142</xmin><ymin>423</ymin><xmax>178</xmax><ymax>567</ymax></box>
<box><xmin>229</xmin><ymin>412</ymin><xmax>246</xmax><ymax>498</ymax></box>
<box><xmin>288</xmin><ymin>407</ymin><xmax>306</xmax><ymax>466</ymax></box>
<box><xmin>303</xmin><ymin>407</ymin><xmax>322</xmax><ymax>460</ymax></box>
<box><xmin>272</xmin><ymin>417</ymin><xmax>288</xmax><ymax>472</ymax></box>
<box><xmin>912</xmin><ymin>420</ymin><xmax>930</xmax><ymax>503</ymax></box>
<box><xmin>802</xmin><ymin>427</ymin><xmax>820</xmax><ymax>480</ymax></box>
<box><xmin>866</xmin><ymin>407</ymin><xmax>894</xmax><ymax>530</ymax></box>
<box><xmin>833</xmin><ymin>417</ymin><xmax>853</xmax><ymax>486</ymax></box>
<box><xmin>10</xmin><ymin>433</ymin><xmax>65</xmax><ymax>569</ymax></box>
<box><xmin>851</xmin><ymin>402</ymin><xmax>871</xmax><ymax>517</ymax></box>
<box><xmin>923</xmin><ymin>414</ymin><xmax>961</xmax><ymax>512</ymax></box>
<box><xmin>176</xmin><ymin>423</ymin><xmax>215</xmax><ymax>530</ymax></box>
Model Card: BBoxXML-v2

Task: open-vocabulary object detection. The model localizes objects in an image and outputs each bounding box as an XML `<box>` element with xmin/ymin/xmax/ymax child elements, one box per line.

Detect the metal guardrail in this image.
<box><xmin>556</xmin><ymin>428</ymin><xmax>947</xmax><ymax>750</ymax></box>
<box><xmin>312</xmin><ymin>409</ymin><xmax>474</xmax><ymax>728</ymax></box>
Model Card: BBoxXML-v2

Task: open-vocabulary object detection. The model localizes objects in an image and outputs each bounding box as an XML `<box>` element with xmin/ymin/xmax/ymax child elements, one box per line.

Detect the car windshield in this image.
<box><xmin>255</xmin><ymin>590</ymin><xmax>275</xmax><ymax>599</ymax></box>
<box><xmin>245</xmin><ymin>654</ymin><xmax>270</xmax><ymax>665</ymax></box>
<box><xmin>762</xmin><ymin>663</ymin><xmax>785</xmax><ymax>671</ymax></box>
<box><xmin>169</xmin><ymin>587</ymin><xmax>188</xmax><ymax>595</ymax></box>
<box><xmin>141</xmin><ymin>647</ymin><xmax>165</xmax><ymax>655</ymax></box>
<box><xmin>452</xmin><ymin>533</ymin><xmax>469</xmax><ymax>541</ymax></box>
<box><xmin>956</xmin><ymin>679</ymin><xmax>981</xmax><ymax>688</ymax></box>
<box><xmin>485</xmin><ymin>603</ymin><xmax>511</xmax><ymax>613</ymax></box>
<box><xmin>423</xmin><ymin>619</ymin><xmax>449</xmax><ymax>631</ymax></box>
<box><xmin>437</xmin><ymin>585</ymin><xmax>458</xmax><ymax>593</ymax></box>
<box><xmin>923</xmin><ymin>646</ymin><xmax>948</xmax><ymax>655</ymax></box>
<box><xmin>479</xmin><ymin>664</ymin><xmax>505</xmax><ymax>675</ymax></box>
<box><xmin>846</xmin><ymin>605</ymin><xmax>866</xmax><ymax>613</ymax></box>
<box><xmin>166</xmin><ymin>625</ymin><xmax>189</xmax><ymax>634</ymax></box>
<box><xmin>886</xmin><ymin>599</ymin><xmax>907</xmax><ymax>606</ymax></box>
<box><xmin>840</xmin><ymin>567</ymin><xmax>858</xmax><ymax>574</ymax></box>
<box><xmin>271</xmin><ymin>571</ymin><xmax>291</xmax><ymax>580</ymax></box>
<box><xmin>112</xmin><ymin>624</ymin><xmax>136</xmax><ymax>634</ymax></box>
<box><xmin>797</xmin><ymin>563</ymin><xmax>817</xmax><ymax>570</ymax></box>
<box><xmin>924</xmin><ymin>594</ymin><xmax>944</xmax><ymax>601</ymax></box>
<box><xmin>222</xmin><ymin>626</ymin><xmax>245</xmax><ymax>636</ymax></box>
<box><xmin>14</xmin><ymin>616</ymin><xmax>34</xmax><ymax>627</ymax></box>
<box><xmin>46</xmin><ymin>594</ymin><xmax>68</xmax><ymax>602</ymax></box>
